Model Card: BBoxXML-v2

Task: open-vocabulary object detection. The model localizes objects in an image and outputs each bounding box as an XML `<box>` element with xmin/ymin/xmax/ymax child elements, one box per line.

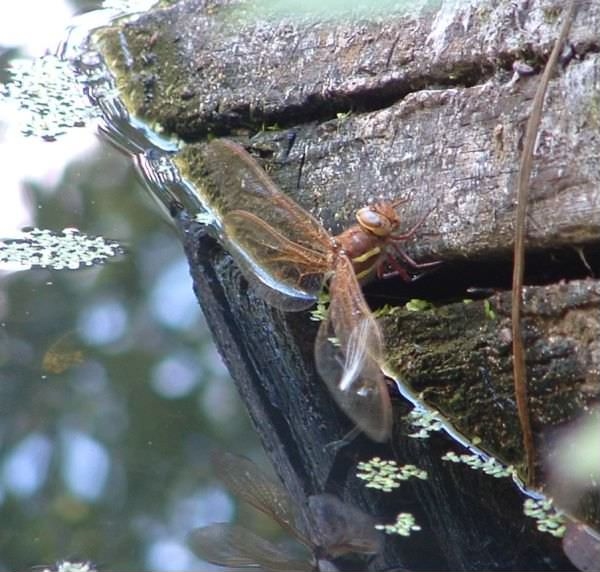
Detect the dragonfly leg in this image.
<box><xmin>392</xmin><ymin>246</ymin><xmax>442</xmax><ymax>270</ymax></box>
<box><xmin>377</xmin><ymin>254</ymin><xmax>414</xmax><ymax>282</ymax></box>
<box><xmin>378</xmin><ymin>248</ymin><xmax>442</xmax><ymax>282</ymax></box>
<box><xmin>391</xmin><ymin>207</ymin><xmax>436</xmax><ymax>241</ymax></box>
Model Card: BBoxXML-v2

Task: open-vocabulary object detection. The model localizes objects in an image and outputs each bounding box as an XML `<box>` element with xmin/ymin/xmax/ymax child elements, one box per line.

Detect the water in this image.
<box><xmin>0</xmin><ymin>2</ymin><xmax>265</xmax><ymax>570</ymax></box>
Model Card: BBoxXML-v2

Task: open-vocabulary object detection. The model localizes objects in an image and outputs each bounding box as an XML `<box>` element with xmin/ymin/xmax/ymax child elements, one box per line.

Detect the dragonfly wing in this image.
<box><xmin>189</xmin><ymin>524</ymin><xmax>312</xmax><ymax>571</ymax></box>
<box><xmin>213</xmin><ymin>451</ymin><xmax>309</xmax><ymax>545</ymax></box>
<box><xmin>201</xmin><ymin>139</ymin><xmax>332</xmax><ymax>252</ymax></box>
<box><xmin>222</xmin><ymin>210</ymin><xmax>328</xmax><ymax>311</ymax></box>
<box><xmin>314</xmin><ymin>255</ymin><xmax>392</xmax><ymax>442</ymax></box>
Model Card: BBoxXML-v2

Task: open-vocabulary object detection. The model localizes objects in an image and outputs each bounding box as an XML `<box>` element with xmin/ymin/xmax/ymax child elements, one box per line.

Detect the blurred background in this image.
<box><xmin>0</xmin><ymin>1</ymin><xmax>269</xmax><ymax>570</ymax></box>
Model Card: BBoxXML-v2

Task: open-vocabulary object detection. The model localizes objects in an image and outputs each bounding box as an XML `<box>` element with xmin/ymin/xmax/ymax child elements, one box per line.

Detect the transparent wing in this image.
<box><xmin>213</xmin><ymin>451</ymin><xmax>309</xmax><ymax>545</ymax></box>
<box><xmin>188</xmin><ymin>524</ymin><xmax>312</xmax><ymax>571</ymax></box>
<box><xmin>314</xmin><ymin>255</ymin><xmax>392</xmax><ymax>442</ymax></box>
<box><xmin>200</xmin><ymin>139</ymin><xmax>331</xmax><ymax>253</ymax></box>
<box><xmin>189</xmin><ymin>139</ymin><xmax>332</xmax><ymax>310</ymax></box>
<box><xmin>221</xmin><ymin>210</ymin><xmax>329</xmax><ymax>310</ymax></box>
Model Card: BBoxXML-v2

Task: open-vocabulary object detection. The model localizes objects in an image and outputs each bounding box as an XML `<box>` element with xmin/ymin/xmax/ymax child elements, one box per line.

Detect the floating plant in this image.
<box><xmin>375</xmin><ymin>512</ymin><xmax>422</xmax><ymax>537</ymax></box>
<box><xmin>0</xmin><ymin>55</ymin><xmax>100</xmax><ymax>141</ymax></box>
<box><xmin>309</xmin><ymin>290</ymin><xmax>330</xmax><ymax>322</ymax></box>
<box><xmin>441</xmin><ymin>451</ymin><xmax>515</xmax><ymax>479</ymax></box>
<box><xmin>0</xmin><ymin>228</ymin><xmax>124</xmax><ymax>271</ymax></box>
<box><xmin>357</xmin><ymin>457</ymin><xmax>427</xmax><ymax>492</ymax></box>
<box><xmin>41</xmin><ymin>561</ymin><xmax>96</xmax><ymax>572</ymax></box>
<box><xmin>523</xmin><ymin>498</ymin><xmax>566</xmax><ymax>538</ymax></box>
<box><xmin>407</xmin><ymin>408</ymin><xmax>444</xmax><ymax>439</ymax></box>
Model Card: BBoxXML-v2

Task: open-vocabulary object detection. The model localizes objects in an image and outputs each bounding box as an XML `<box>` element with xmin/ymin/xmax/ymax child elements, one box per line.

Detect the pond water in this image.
<box><xmin>2</xmin><ymin>2</ymin><xmax>598</xmax><ymax>571</ymax></box>
<box><xmin>0</xmin><ymin>2</ymin><xmax>266</xmax><ymax>570</ymax></box>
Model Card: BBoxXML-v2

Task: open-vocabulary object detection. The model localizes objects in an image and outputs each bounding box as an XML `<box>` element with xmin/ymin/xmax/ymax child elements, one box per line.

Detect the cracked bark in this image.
<box><xmin>96</xmin><ymin>1</ymin><xmax>600</xmax><ymax>569</ymax></box>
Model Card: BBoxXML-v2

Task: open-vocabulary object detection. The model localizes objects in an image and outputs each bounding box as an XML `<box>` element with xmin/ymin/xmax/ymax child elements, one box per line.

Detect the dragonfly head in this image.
<box><xmin>355</xmin><ymin>202</ymin><xmax>400</xmax><ymax>237</ymax></box>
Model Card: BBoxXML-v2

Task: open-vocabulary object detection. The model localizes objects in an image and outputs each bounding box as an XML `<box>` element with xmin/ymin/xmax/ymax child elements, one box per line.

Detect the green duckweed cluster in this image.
<box><xmin>441</xmin><ymin>451</ymin><xmax>515</xmax><ymax>478</ymax></box>
<box><xmin>407</xmin><ymin>408</ymin><xmax>444</xmax><ymax>438</ymax></box>
<box><xmin>375</xmin><ymin>512</ymin><xmax>422</xmax><ymax>536</ymax></box>
<box><xmin>309</xmin><ymin>290</ymin><xmax>330</xmax><ymax>322</ymax></box>
<box><xmin>42</xmin><ymin>562</ymin><xmax>96</xmax><ymax>572</ymax></box>
<box><xmin>0</xmin><ymin>228</ymin><xmax>124</xmax><ymax>270</ymax></box>
<box><xmin>523</xmin><ymin>498</ymin><xmax>566</xmax><ymax>538</ymax></box>
<box><xmin>404</xmin><ymin>298</ymin><xmax>434</xmax><ymax>312</ymax></box>
<box><xmin>356</xmin><ymin>457</ymin><xmax>427</xmax><ymax>492</ymax></box>
<box><xmin>0</xmin><ymin>55</ymin><xmax>100</xmax><ymax>141</ymax></box>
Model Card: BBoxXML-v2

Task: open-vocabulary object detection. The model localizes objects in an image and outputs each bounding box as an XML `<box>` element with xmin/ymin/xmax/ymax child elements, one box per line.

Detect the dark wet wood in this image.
<box><xmin>96</xmin><ymin>0</ymin><xmax>600</xmax><ymax>569</ymax></box>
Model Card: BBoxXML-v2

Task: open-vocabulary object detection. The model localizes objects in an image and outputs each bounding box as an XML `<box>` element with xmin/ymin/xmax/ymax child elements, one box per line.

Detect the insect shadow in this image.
<box><xmin>188</xmin><ymin>451</ymin><xmax>382</xmax><ymax>571</ymax></box>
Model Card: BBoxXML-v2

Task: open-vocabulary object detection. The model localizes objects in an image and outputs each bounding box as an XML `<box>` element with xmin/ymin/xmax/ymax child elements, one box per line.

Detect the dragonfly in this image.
<box><xmin>190</xmin><ymin>139</ymin><xmax>435</xmax><ymax>441</ymax></box>
<box><xmin>188</xmin><ymin>451</ymin><xmax>381</xmax><ymax>571</ymax></box>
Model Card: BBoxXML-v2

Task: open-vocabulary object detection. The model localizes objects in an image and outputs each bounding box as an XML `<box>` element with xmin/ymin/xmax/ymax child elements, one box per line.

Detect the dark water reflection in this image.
<box><xmin>0</xmin><ymin>7</ymin><xmax>265</xmax><ymax>568</ymax></box>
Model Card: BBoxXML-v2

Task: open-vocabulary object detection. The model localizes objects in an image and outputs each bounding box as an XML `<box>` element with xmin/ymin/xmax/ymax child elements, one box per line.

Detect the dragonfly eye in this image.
<box><xmin>356</xmin><ymin>207</ymin><xmax>392</xmax><ymax>237</ymax></box>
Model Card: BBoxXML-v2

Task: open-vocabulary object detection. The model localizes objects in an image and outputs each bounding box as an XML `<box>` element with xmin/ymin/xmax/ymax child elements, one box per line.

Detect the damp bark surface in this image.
<box><xmin>96</xmin><ymin>1</ymin><xmax>600</xmax><ymax>570</ymax></box>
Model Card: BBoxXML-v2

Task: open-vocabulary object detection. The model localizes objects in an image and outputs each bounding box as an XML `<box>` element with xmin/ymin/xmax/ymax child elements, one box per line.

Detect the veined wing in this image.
<box><xmin>213</xmin><ymin>451</ymin><xmax>309</xmax><ymax>545</ymax></box>
<box><xmin>222</xmin><ymin>210</ymin><xmax>330</xmax><ymax>310</ymax></box>
<box><xmin>200</xmin><ymin>139</ymin><xmax>332</xmax><ymax>255</ymax></box>
<box><xmin>188</xmin><ymin>524</ymin><xmax>312</xmax><ymax>572</ymax></box>
<box><xmin>314</xmin><ymin>255</ymin><xmax>392</xmax><ymax>442</ymax></box>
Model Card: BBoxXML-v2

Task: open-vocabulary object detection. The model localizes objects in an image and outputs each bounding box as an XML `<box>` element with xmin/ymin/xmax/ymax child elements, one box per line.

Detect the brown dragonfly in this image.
<box><xmin>193</xmin><ymin>139</ymin><xmax>434</xmax><ymax>441</ymax></box>
<box><xmin>188</xmin><ymin>451</ymin><xmax>381</xmax><ymax>571</ymax></box>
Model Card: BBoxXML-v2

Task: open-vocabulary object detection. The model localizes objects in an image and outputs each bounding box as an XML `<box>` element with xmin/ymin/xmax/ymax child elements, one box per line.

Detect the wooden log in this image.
<box><xmin>95</xmin><ymin>0</ymin><xmax>600</xmax><ymax>569</ymax></box>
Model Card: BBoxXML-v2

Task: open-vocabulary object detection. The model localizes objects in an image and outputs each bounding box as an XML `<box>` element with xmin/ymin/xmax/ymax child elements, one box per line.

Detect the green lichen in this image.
<box><xmin>357</xmin><ymin>457</ymin><xmax>427</xmax><ymax>492</ymax></box>
<box><xmin>372</xmin><ymin>303</ymin><xmax>399</xmax><ymax>318</ymax></box>
<box><xmin>523</xmin><ymin>498</ymin><xmax>566</xmax><ymax>538</ymax></box>
<box><xmin>441</xmin><ymin>451</ymin><xmax>515</xmax><ymax>478</ymax></box>
<box><xmin>483</xmin><ymin>299</ymin><xmax>497</xmax><ymax>320</ymax></box>
<box><xmin>586</xmin><ymin>94</ymin><xmax>600</xmax><ymax>129</ymax></box>
<box><xmin>375</xmin><ymin>513</ymin><xmax>421</xmax><ymax>536</ymax></box>
<box><xmin>405</xmin><ymin>298</ymin><xmax>433</xmax><ymax>312</ymax></box>
<box><xmin>542</xmin><ymin>6</ymin><xmax>562</xmax><ymax>23</ymax></box>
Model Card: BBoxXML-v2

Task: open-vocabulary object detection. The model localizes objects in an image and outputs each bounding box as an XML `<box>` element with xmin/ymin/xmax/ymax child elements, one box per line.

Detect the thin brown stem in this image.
<box><xmin>512</xmin><ymin>0</ymin><xmax>577</xmax><ymax>487</ymax></box>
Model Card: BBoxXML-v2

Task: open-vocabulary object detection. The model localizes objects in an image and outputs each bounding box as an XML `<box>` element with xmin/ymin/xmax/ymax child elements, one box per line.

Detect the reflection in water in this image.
<box><xmin>563</xmin><ymin>522</ymin><xmax>600</xmax><ymax>572</ymax></box>
<box><xmin>547</xmin><ymin>410</ymin><xmax>600</xmax><ymax>513</ymax></box>
<box><xmin>77</xmin><ymin>297</ymin><xmax>128</xmax><ymax>346</ymax></box>
<box><xmin>189</xmin><ymin>451</ymin><xmax>381</xmax><ymax>571</ymax></box>
<box><xmin>41</xmin><ymin>331</ymin><xmax>84</xmax><ymax>374</ymax></box>
<box><xmin>545</xmin><ymin>410</ymin><xmax>600</xmax><ymax>569</ymax></box>
<box><xmin>0</xmin><ymin>3</ymin><xmax>256</xmax><ymax>569</ymax></box>
<box><xmin>60</xmin><ymin>430</ymin><xmax>110</xmax><ymax>502</ymax></box>
<box><xmin>2</xmin><ymin>433</ymin><xmax>53</xmax><ymax>497</ymax></box>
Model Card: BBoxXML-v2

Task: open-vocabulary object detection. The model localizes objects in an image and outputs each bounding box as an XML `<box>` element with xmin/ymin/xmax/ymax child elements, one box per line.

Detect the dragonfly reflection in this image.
<box><xmin>186</xmin><ymin>139</ymin><xmax>435</xmax><ymax>441</ymax></box>
<box><xmin>189</xmin><ymin>451</ymin><xmax>381</xmax><ymax>571</ymax></box>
